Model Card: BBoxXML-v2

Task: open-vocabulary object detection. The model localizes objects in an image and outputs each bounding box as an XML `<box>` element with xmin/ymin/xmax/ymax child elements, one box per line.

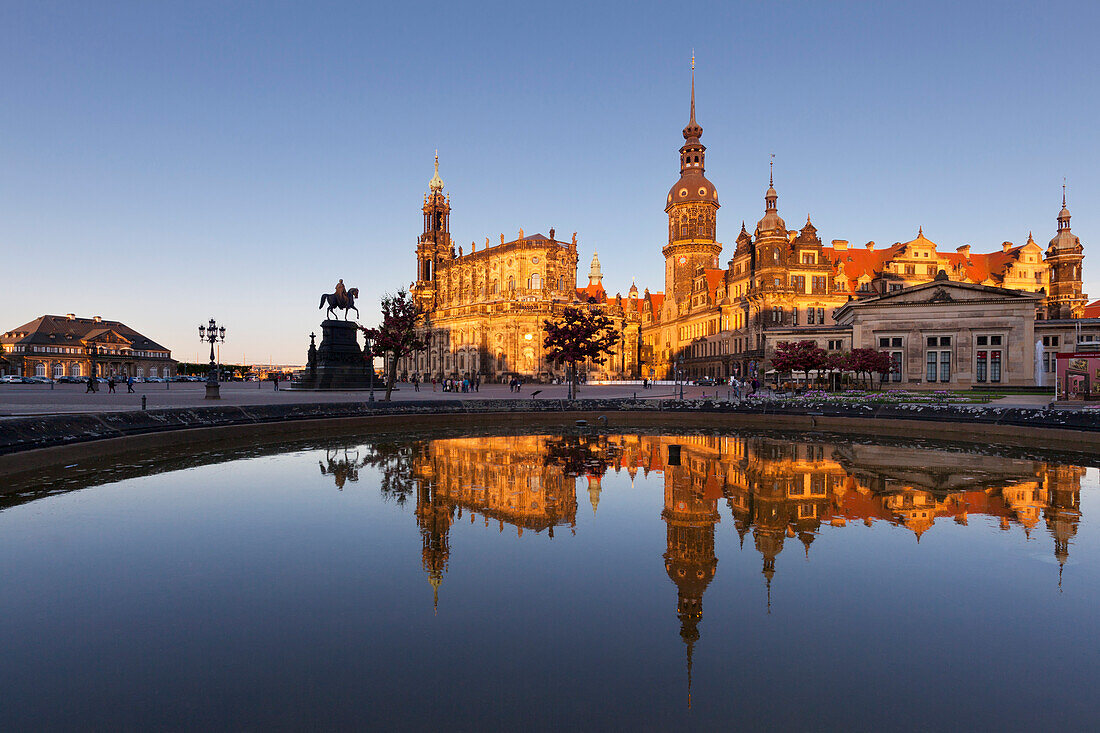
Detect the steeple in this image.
<box><xmin>589</xmin><ymin>251</ymin><xmax>603</xmax><ymax>287</ymax></box>
<box><xmin>429</xmin><ymin>150</ymin><xmax>444</xmax><ymax>193</ymax></box>
<box><xmin>1058</xmin><ymin>180</ymin><xmax>1071</xmax><ymax>231</ymax></box>
<box><xmin>756</xmin><ymin>157</ymin><xmax>785</xmax><ymax>233</ymax></box>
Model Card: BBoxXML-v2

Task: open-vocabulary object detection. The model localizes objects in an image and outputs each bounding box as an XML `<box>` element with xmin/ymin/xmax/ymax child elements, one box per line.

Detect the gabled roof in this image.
<box><xmin>1083</xmin><ymin>300</ymin><xmax>1100</xmax><ymax>318</ymax></box>
<box><xmin>704</xmin><ymin>268</ymin><xmax>724</xmax><ymax>300</ymax></box>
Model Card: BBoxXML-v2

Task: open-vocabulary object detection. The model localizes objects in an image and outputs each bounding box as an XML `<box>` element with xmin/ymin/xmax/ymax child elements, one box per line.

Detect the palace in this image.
<box><xmin>398</xmin><ymin>65</ymin><xmax>1092</xmax><ymax>387</ymax></box>
<box><xmin>640</xmin><ymin>64</ymin><xmax>1092</xmax><ymax>384</ymax></box>
<box><xmin>0</xmin><ymin>314</ymin><xmax>176</xmax><ymax>380</ymax></box>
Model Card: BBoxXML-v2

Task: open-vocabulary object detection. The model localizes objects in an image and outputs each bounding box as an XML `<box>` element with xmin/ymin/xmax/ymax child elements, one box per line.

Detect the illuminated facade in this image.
<box><xmin>398</xmin><ymin>155</ymin><xmax>641</xmax><ymax>382</ymax></box>
<box><xmin>638</xmin><ymin>68</ymin><xmax>1088</xmax><ymax>381</ymax></box>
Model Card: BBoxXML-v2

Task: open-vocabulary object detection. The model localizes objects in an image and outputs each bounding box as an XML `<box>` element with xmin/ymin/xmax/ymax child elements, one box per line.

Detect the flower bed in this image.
<box><xmin>745</xmin><ymin>389</ymin><xmax>994</xmax><ymax>406</ymax></box>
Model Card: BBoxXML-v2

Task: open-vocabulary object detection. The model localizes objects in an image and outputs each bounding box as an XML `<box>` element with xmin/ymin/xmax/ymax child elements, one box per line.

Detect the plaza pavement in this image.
<box><xmin>0</xmin><ymin>381</ymin><xmax>1056</xmax><ymax>416</ymax></box>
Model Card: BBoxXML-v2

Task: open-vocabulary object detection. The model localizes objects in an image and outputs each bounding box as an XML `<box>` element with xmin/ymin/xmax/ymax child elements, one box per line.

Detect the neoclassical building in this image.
<box><xmin>0</xmin><ymin>314</ymin><xmax>175</xmax><ymax>380</ymax></box>
<box><xmin>397</xmin><ymin>155</ymin><xmax>641</xmax><ymax>381</ymax></box>
<box><xmin>639</xmin><ymin>68</ymin><xmax>1089</xmax><ymax>381</ymax></box>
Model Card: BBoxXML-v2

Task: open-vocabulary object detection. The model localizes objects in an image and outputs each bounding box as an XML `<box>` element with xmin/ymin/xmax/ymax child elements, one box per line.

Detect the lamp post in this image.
<box><xmin>199</xmin><ymin>318</ymin><xmax>226</xmax><ymax>400</ymax></box>
<box><xmin>677</xmin><ymin>355</ymin><xmax>684</xmax><ymax>400</ymax></box>
<box><xmin>362</xmin><ymin>332</ymin><xmax>375</xmax><ymax>404</ymax></box>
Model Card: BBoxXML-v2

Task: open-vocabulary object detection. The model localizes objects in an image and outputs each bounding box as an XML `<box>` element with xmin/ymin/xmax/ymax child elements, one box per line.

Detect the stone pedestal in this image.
<box><xmin>291</xmin><ymin>320</ymin><xmax>382</xmax><ymax>390</ymax></box>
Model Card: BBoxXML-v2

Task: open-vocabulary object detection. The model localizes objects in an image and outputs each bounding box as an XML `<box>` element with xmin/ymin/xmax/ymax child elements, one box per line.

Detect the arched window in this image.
<box><xmin>52</xmin><ymin>362</ymin><xmax>63</xmax><ymax>379</ymax></box>
<box><xmin>71</xmin><ymin>363</ymin><xmax>82</xmax><ymax>377</ymax></box>
<box><xmin>508</xmin><ymin>276</ymin><xmax>515</xmax><ymax>291</ymax></box>
<box><xmin>150</xmin><ymin>367</ymin><xmax>158</xmax><ymax>378</ymax></box>
<box><xmin>697</xmin><ymin>215</ymin><xmax>705</xmax><ymax>236</ymax></box>
<box><xmin>680</xmin><ymin>216</ymin><xmax>689</xmax><ymax>238</ymax></box>
<box><xmin>558</xmin><ymin>276</ymin><xmax>565</xmax><ymax>291</ymax></box>
<box><xmin>531</xmin><ymin>273</ymin><xmax>542</xmax><ymax>290</ymax></box>
<box><xmin>137</xmin><ymin>367</ymin><xmax>144</xmax><ymax>378</ymax></box>
<box><xmin>35</xmin><ymin>363</ymin><xmax>46</xmax><ymax>377</ymax></box>
<box><xmin>492</xmin><ymin>280</ymin><xmax>499</xmax><ymax>294</ymax></box>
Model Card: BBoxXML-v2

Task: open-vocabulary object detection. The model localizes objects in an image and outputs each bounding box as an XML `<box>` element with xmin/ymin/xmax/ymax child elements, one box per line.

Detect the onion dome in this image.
<box><xmin>428</xmin><ymin>151</ymin><xmax>444</xmax><ymax>193</ymax></box>
<box><xmin>756</xmin><ymin>174</ymin><xmax>786</xmax><ymax>233</ymax></box>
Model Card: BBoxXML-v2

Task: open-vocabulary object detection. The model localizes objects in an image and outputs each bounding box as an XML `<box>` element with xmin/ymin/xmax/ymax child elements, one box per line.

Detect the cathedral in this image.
<box><xmin>400</xmin><ymin>66</ymin><xmax>1090</xmax><ymax>385</ymax></box>
<box><xmin>398</xmin><ymin>155</ymin><xmax>640</xmax><ymax>382</ymax></box>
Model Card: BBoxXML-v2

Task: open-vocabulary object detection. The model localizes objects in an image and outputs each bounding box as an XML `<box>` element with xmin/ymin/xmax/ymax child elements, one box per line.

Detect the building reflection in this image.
<box><xmin>386</xmin><ymin>432</ymin><xmax>1085</xmax><ymax>694</ymax></box>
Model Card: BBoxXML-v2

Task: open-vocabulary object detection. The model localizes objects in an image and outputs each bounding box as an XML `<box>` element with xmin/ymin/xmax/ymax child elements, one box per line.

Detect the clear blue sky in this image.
<box><xmin>2</xmin><ymin>0</ymin><xmax>1097</xmax><ymax>364</ymax></box>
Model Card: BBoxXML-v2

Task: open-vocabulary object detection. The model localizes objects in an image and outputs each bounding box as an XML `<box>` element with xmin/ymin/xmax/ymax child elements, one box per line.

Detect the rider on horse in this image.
<box><xmin>334</xmin><ymin>279</ymin><xmax>348</xmax><ymax>309</ymax></box>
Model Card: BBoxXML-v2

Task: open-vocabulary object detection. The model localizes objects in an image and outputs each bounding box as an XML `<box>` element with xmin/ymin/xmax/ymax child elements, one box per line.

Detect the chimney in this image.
<box><xmin>66</xmin><ymin>313</ymin><xmax>76</xmax><ymax>320</ymax></box>
<box><xmin>865</xmin><ymin>241</ymin><xmax>875</xmax><ymax>250</ymax></box>
<box><xmin>831</xmin><ymin>239</ymin><xmax>848</xmax><ymax>251</ymax></box>
<box><xmin>1001</xmin><ymin>241</ymin><xmax>1013</xmax><ymax>252</ymax></box>
<box><xmin>956</xmin><ymin>245</ymin><xmax>970</xmax><ymax>256</ymax></box>
<box><xmin>93</xmin><ymin>316</ymin><xmax>102</xmax><ymax>323</ymax></box>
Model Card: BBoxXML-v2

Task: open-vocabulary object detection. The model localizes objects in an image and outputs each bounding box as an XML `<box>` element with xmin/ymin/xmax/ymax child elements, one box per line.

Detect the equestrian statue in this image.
<box><xmin>319</xmin><ymin>279</ymin><xmax>360</xmax><ymax>320</ymax></box>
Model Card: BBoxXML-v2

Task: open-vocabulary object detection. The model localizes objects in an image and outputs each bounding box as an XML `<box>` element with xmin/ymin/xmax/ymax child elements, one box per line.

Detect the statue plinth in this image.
<box><xmin>290</xmin><ymin>320</ymin><xmax>383</xmax><ymax>390</ymax></box>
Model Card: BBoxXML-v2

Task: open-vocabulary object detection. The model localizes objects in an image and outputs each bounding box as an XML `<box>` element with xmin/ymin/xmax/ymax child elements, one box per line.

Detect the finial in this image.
<box><xmin>769</xmin><ymin>154</ymin><xmax>774</xmax><ymax>186</ymax></box>
<box><xmin>918</xmin><ymin>225</ymin><xmax>923</xmax><ymax>237</ymax></box>
<box><xmin>689</xmin><ymin>52</ymin><xmax>697</xmax><ymax>126</ymax></box>
<box><xmin>1063</xmin><ymin>177</ymin><xmax>1067</xmax><ymax>207</ymax></box>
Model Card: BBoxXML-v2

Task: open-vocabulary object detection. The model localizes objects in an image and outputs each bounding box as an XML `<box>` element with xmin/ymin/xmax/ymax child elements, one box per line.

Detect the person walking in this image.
<box><xmin>127</xmin><ymin>375</ymin><xmax>135</xmax><ymax>393</ymax></box>
<box><xmin>474</xmin><ymin>374</ymin><xmax>480</xmax><ymax>392</ymax></box>
<box><xmin>85</xmin><ymin>375</ymin><xmax>96</xmax><ymax>393</ymax></box>
<box><xmin>107</xmin><ymin>376</ymin><xmax>116</xmax><ymax>393</ymax></box>
<box><xmin>273</xmin><ymin>373</ymin><xmax>280</xmax><ymax>391</ymax></box>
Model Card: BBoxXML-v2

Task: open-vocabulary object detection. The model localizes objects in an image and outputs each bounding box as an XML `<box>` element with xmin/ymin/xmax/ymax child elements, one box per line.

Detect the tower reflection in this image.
<box><xmin>388</xmin><ymin>432</ymin><xmax>1085</xmax><ymax>695</ymax></box>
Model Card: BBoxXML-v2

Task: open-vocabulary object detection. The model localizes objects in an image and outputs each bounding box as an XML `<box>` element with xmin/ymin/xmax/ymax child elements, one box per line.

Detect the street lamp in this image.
<box><xmin>677</xmin><ymin>355</ymin><xmax>684</xmax><ymax>400</ymax></box>
<box><xmin>362</xmin><ymin>331</ymin><xmax>375</xmax><ymax>404</ymax></box>
<box><xmin>84</xmin><ymin>343</ymin><xmax>98</xmax><ymax>391</ymax></box>
<box><xmin>199</xmin><ymin>318</ymin><xmax>226</xmax><ymax>400</ymax></box>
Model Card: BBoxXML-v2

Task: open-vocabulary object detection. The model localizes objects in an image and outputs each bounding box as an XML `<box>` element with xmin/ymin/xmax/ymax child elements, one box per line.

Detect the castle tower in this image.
<box><xmin>1045</xmin><ymin>185</ymin><xmax>1087</xmax><ymax>319</ymax></box>
<box><xmin>663</xmin><ymin>58</ymin><xmax>721</xmax><ymax>309</ymax></box>
<box><xmin>661</xmin><ymin>442</ymin><xmax>720</xmax><ymax>707</ymax></box>
<box><xmin>415</xmin><ymin>152</ymin><xmax>452</xmax><ymax>310</ymax></box>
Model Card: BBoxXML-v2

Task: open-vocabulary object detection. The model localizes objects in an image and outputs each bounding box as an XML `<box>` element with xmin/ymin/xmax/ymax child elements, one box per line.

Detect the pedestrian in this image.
<box><xmin>108</xmin><ymin>376</ymin><xmax>116</xmax><ymax>393</ymax></box>
<box><xmin>474</xmin><ymin>374</ymin><xmax>480</xmax><ymax>392</ymax></box>
<box><xmin>85</xmin><ymin>375</ymin><xmax>96</xmax><ymax>393</ymax></box>
<box><xmin>431</xmin><ymin>377</ymin><xmax>436</xmax><ymax>392</ymax></box>
<box><xmin>273</xmin><ymin>373</ymin><xmax>280</xmax><ymax>391</ymax></box>
<box><xmin>127</xmin><ymin>376</ymin><xmax>135</xmax><ymax>393</ymax></box>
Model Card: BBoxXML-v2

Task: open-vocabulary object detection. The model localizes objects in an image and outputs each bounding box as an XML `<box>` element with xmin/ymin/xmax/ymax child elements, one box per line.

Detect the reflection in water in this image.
<box><xmin>365</xmin><ymin>434</ymin><xmax>1085</xmax><ymax>704</ymax></box>
<box><xmin>0</xmin><ymin>430</ymin><xmax>1093</xmax><ymax>727</ymax></box>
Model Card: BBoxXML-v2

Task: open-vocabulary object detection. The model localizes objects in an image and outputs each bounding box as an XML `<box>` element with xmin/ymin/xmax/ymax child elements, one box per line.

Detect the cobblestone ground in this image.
<box><xmin>0</xmin><ymin>382</ymin><xmax>697</xmax><ymax>415</ymax></box>
<box><xmin>0</xmin><ymin>381</ymin><xmax>1055</xmax><ymax>415</ymax></box>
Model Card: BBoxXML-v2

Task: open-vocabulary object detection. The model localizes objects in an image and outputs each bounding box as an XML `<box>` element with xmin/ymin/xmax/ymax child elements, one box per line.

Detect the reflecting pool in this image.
<box><xmin>1</xmin><ymin>430</ymin><xmax>1098</xmax><ymax>730</ymax></box>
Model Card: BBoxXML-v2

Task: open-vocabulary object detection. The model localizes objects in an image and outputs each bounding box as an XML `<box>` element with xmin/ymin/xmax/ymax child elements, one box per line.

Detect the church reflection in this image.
<box><xmin>341</xmin><ymin>432</ymin><xmax>1085</xmax><ymax>693</ymax></box>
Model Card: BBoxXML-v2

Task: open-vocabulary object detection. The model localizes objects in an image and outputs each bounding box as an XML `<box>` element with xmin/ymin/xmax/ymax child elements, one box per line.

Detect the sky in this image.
<box><xmin>1</xmin><ymin>0</ymin><xmax>1097</xmax><ymax>365</ymax></box>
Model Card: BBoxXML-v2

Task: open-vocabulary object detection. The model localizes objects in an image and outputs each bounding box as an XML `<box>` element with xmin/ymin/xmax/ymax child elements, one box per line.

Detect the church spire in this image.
<box><xmin>682</xmin><ymin>54</ymin><xmax>703</xmax><ymax>143</ymax></box>
<box><xmin>429</xmin><ymin>150</ymin><xmax>444</xmax><ymax>193</ymax></box>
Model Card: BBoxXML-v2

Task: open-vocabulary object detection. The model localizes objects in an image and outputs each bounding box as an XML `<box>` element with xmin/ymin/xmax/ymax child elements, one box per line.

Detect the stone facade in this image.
<box><xmin>638</xmin><ymin>68</ymin><xmax>1088</xmax><ymax>382</ymax></box>
<box><xmin>0</xmin><ymin>314</ymin><xmax>175</xmax><ymax>380</ymax></box>
<box><xmin>833</xmin><ymin>278</ymin><xmax>1044</xmax><ymax>387</ymax></box>
<box><xmin>398</xmin><ymin>155</ymin><xmax>641</xmax><ymax>382</ymax></box>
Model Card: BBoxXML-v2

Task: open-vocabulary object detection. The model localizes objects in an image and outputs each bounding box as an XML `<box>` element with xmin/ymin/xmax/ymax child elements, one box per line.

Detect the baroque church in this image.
<box><xmin>398</xmin><ymin>155</ymin><xmax>641</xmax><ymax>382</ymax></box>
<box><xmin>400</xmin><ymin>65</ymin><xmax>1090</xmax><ymax>386</ymax></box>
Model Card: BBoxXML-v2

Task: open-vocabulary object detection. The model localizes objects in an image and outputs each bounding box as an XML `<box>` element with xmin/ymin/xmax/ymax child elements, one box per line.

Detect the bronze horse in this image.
<box><xmin>319</xmin><ymin>287</ymin><xmax>360</xmax><ymax>320</ymax></box>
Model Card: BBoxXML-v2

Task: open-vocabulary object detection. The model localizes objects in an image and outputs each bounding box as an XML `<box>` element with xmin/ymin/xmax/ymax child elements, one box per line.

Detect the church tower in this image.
<box><xmin>663</xmin><ymin>58</ymin><xmax>721</xmax><ymax>311</ymax></box>
<box><xmin>415</xmin><ymin>153</ymin><xmax>452</xmax><ymax>311</ymax></box>
<box><xmin>1045</xmin><ymin>185</ymin><xmax>1087</xmax><ymax>319</ymax></box>
<box><xmin>661</xmin><ymin>442</ymin><xmax>720</xmax><ymax>707</ymax></box>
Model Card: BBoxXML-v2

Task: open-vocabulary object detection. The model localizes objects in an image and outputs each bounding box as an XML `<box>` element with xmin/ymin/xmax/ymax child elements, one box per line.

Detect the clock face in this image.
<box><xmin>531</xmin><ymin>256</ymin><xmax>539</xmax><ymax>264</ymax></box>
<box><xmin>679</xmin><ymin>256</ymin><xmax>687</xmax><ymax>265</ymax></box>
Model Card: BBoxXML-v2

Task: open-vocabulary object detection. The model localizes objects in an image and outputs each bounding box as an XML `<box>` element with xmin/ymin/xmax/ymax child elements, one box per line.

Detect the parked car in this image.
<box><xmin>24</xmin><ymin>376</ymin><xmax>52</xmax><ymax>384</ymax></box>
<box><xmin>0</xmin><ymin>375</ymin><xmax>26</xmax><ymax>384</ymax></box>
<box><xmin>693</xmin><ymin>377</ymin><xmax>718</xmax><ymax>386</ymax></box>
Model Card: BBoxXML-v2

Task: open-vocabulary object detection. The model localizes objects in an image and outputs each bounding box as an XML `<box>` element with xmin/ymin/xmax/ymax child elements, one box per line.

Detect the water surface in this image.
<box><xmin>1</xmin><ymin>430</ymin><xmax>1097</xmax><ymax>730</ymax></box>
